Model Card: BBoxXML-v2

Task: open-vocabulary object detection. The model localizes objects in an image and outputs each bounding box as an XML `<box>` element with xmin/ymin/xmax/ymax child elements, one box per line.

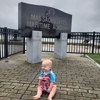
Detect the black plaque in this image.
<box><xmin>18</xmin><ymin>2</ymin><xmax>72</xmax><ymax>38</ymax></box>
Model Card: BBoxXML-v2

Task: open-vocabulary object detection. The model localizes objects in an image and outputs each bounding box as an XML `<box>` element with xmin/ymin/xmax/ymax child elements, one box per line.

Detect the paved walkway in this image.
<box><xmin>0</xmin><ymin>53</ymin><xmax>100</xmax><ymax>100</ymax></box>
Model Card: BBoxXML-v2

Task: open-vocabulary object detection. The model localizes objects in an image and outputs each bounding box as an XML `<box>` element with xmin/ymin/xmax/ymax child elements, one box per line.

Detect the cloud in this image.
<box><xmin>0</xmin><ymin>0</ymin><xmax>100</xmax><ymax>32</ymax></box>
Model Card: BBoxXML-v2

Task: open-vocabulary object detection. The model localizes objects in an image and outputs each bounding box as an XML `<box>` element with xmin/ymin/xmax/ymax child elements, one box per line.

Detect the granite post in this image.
<box><xmin>26</xmin><ymin>31</ymin><xmax>42</xmax><ymax>63</ymax></box>
<box><xmin>54</xmin><ymin>33</ymin><xmax>67</xmax><ymax>59</ymax></box>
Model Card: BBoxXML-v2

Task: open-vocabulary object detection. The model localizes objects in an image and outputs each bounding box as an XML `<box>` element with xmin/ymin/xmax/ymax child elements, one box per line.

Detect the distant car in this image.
<box><xmin>84</xmin><ymin>39</ymin><xmax>89</xmax><ymax>43</ymax></box>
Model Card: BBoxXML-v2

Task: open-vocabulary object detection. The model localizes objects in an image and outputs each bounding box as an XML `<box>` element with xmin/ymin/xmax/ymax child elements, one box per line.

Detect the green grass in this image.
<box><xmin>87</xmin><ymin>54</ymin><xmax>100</xmax><ymax>64</ymax></box>
<box><xmin>8</xmin><ymin>41</ymin><xmax>23</xmax><ymax>45</ymax></box>
<box><xmin>0</xmin><ymin>40</ymin><xmax>97</xmax><ymax>46</ymax></box>
<box><xmin>42</xmin><ymin>42</ymin><xmax>93</xmax><ymax>46</ymax></box>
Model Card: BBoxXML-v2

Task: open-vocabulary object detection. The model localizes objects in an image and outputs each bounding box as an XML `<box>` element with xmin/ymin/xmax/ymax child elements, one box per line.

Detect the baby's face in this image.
<box><xmin>41</xmin><ymin>63</ymin><xmax>51</xmax><ymax>72</ymax></box>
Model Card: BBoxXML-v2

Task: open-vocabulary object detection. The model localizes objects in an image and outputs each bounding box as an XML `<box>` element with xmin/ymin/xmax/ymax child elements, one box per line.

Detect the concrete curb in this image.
<box><xmin>85</xmin><ymin>54</ymin><xmax>100</xmax><ymax>68</ymax></box>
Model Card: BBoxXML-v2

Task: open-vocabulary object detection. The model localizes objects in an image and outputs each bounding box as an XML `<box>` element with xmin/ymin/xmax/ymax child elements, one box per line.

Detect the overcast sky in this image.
<box><xmin>0</xmin><ymin>0</ymin><xmax>100</xmax><ymax>32</ymax></box>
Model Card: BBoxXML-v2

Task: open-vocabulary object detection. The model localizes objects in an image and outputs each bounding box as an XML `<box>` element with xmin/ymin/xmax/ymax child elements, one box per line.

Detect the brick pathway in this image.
<box><xmin>0</xmin><ymin>53</ymin><xmax>100</xmax><ymax>100</ymax></box>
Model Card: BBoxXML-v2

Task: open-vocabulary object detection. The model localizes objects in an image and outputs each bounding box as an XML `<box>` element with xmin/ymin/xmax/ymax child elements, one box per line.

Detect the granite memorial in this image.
<box><xmin>18</xmin><ymin>2</ymin><xmax>72</xmax><ymax>38</ymax></box>
<box><xmin>18</xmin><ymin>2</ymin><xmax>72</xmax><ymax>62</ymax></box>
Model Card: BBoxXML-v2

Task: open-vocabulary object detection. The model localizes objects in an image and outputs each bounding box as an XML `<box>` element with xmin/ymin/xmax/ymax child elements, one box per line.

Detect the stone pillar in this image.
<box><xmin>26</xmin><ymin>31</ymin><xmax>42</xmax><ymax>63</ymax></box>
<box><xmin>54</xmin><ymin>33</ymin><xmax>67</xmax><ymax>59</ymax></box>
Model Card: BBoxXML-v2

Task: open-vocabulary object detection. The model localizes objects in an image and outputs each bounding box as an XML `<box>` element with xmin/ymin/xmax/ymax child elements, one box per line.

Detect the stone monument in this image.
<box><xmin>26</xmin><ymin>31</ymin><xmax>42</xmax><ymax>63</ymax></box>
<box><xmin>18</xmin><ymin>2</ymin><xmax>72</xmax><ymax>63</ymax></box>
<box><xmin>54</xmin><ymin>33</ymin><xmax>67</xmax><ymax>59</ymax></box>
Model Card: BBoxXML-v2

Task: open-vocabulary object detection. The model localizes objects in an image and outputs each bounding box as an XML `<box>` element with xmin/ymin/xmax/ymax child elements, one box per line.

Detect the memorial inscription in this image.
<box><xmin>18</xmin><ymin>2</ymin><xmax>72</xmax><ymax>38</ymax></box>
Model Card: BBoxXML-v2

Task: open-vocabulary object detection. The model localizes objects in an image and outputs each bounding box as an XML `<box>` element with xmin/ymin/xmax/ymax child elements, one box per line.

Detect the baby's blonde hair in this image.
<box><xmin>42</xmin><ymin>59</ymin><xmax>52</xmax><ymax>69</ymax></box>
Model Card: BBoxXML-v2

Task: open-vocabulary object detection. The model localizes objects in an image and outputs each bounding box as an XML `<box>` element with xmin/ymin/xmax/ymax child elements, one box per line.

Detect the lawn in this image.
<box><xmin>87</xmin><ymin>54</ymin><xmax>100</xmax><ymax>64</ymax></box>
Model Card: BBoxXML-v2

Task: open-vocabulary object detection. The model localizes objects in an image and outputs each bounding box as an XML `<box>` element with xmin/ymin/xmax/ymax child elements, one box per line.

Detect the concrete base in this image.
<box><xmin>26</xmin><ymin>31</ymin><xmax>42</xmax><ymax>63</ymax></box>
<box><xmin>54</xmin><ymin>33</ymin><xmax>67</xmax><ymax>59</ymax></box>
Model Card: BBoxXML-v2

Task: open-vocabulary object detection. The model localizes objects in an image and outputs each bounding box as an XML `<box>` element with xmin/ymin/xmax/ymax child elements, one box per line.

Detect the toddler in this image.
<box><xmin>33</xmin><ymin>59</ymin><xmax>57</xmax><ymax>100</ymax></box>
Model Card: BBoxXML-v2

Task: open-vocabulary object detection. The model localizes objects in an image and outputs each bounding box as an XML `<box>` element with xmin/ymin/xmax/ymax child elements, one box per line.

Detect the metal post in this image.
<box><xmin>23</xmin><ymin>37</ymin><xmax>25</xmax><ymax>54</ymax></box>
<box><xmin>4</xmin><ymin>27</ymin><xmax>8</xmax><ymax>58</ymax></box>
<box><xmin>92</xmin><ymin>31</ymin><xmax>95</xmax><ymax>54</ymax></box>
